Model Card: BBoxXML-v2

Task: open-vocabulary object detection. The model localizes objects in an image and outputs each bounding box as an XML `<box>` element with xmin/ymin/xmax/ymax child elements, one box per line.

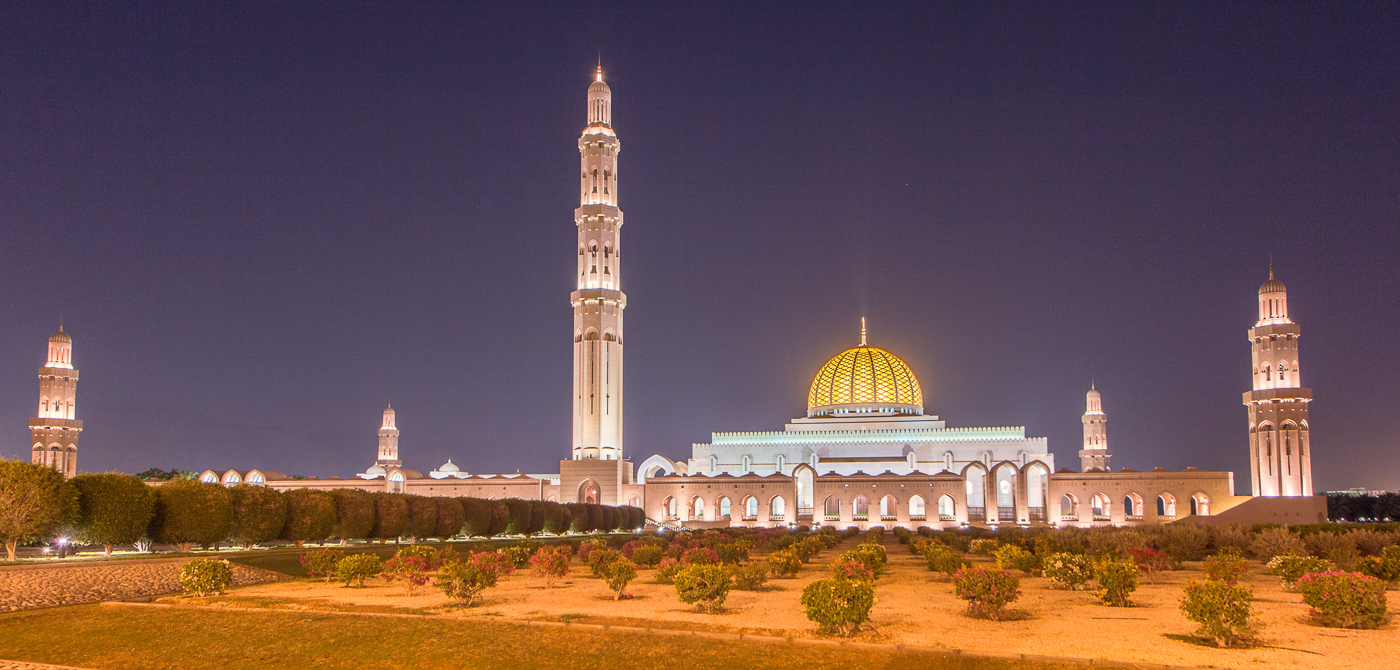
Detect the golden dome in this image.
<box><xmin>808</xmin><ymin>341</ymin><xmax>923</xmax><ymax>417</ymax></box>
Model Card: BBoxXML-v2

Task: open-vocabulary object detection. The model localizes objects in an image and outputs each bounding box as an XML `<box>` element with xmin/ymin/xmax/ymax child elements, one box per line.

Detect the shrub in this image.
<box><xmin>767</xmin><ymin>549</ymin><xmax>802</xmax><ymax>578</ymax></box>
<box><xmin>527</xmin><ymin>501</ymin><xmax>548</xmax><ymax>536</ymax></box>
<box><xmin>529</xmin><ymin>546</ymin><xmax>571</xmax><ymax>587</ymax></box>
<box><xmin>335</xmin><ymin>553</ymin><xmax>384</xmax><ymax>587</ymax></box>
<box><xmin>1346</xmin><ymin>529</ymin><xmax>1393</xmax><ymax>557</ymax></box>
<box><xmin>226</xmin><ymin>484</ymin><xmax>286</xmax><ymax>549</ymax></box>
<box><xmin>730</xmin><ymin>562</ymin><xmax>769</xmax><ymax>591</ymax></box>
<box><xmin>503</xmin><ymin>498</ymin><xmax>534</xmax><ymax>536</ymax></box>
<box><xmin>279</xmin><ymin>489</ymin><xmax>336</xmax><ymax>546</ymax></box>
<box><xmin>381</xmin><ymin>554</ymin><xmax>432</xmax><ymax>594</ymax></box>
<box><xmin>601</xmin><ymin>557</ymin><xmax>638</xmax><ymax>599</ymax></box>
<box><xmin>404</xmin><ymin>495</ymin><xmax>438</xmax><ymax>539</ymax></box>
<box><xmin>1042</xmin><ymin>552</ymin><xmax>1095</xmax><ymax>590</ymax></box>
<box><xmin>674</xmin><ymin>564</ymin><xmax>731</xmax><ymax>613</ymax></box>
<box><xmin>433</xmin><ymin>497</ymin><xmax>465</xmax><ymax>539</ymax></box>
<box><xmin>330</xmin><ymin>489</ymin><xmax>375</xmax><ymax>542</ymax></box>
<box><xmin>1203</xmin><ymin>553</ymin><xmax>1250</xmax><ymax>584</ymax></box>
<box><xmin>1094</xmin><ymin>559</ymin><xmax>1139</xmax><ymax>607</ymax></box>
<box><xmin>993</xmin><ymin>544</ymin><xmax>1039</xmax><ymax>575</ymax></box>
<box><xmin>148</xmin><ymin>480</ymin><xmax>234</xmax><ymax>553</ymax></box>
<box><xmin>1297</xmin><ymin>571</ymin><xmax>1388</xmax><ymax>629</ymax></box>
<box><xmin>1208</xmin><ymin>524</ymin><xmax>1253</xmax><ymax>555</ymax></box>
<box><xmin>1180</xmin><ymin>579</ymin><xmax>1255</xmax><ymax>647</ymax></box>
<box><xmin>630</xmin><ymin>544</ymin><xmax>664</xmax><ymax>566</ymax></box>
<box><xmin>503</xmin><ymin>542</ymin><xmax>540</xmax><ymax>568</ymax></box>
<box><xmin>0</xmin><ymin>459</ymin><xmax>80</xmax><ymax>562</ymax></box>
<box><xmin>1248</xmin><ymin>526</ymin><xmax>1306</xmax><ymax>561</ymax></box>
<box><xmin>577</xmin><ymin>538</ymin><xmax>607</xmax><ymax>561</ymax></box>
<box><xmin>588</xmin><ymin>548</ymin><xmax>623</xmax><ymax>577</ymax></box>
<box><xmin>717</xmin><ymin>539</ymin><xmax>752</xmax><ymax>564</ymax></box>
<box><xmin>487</xmin><ymin>500</ymin><xmax>511</xmax><ymax>537</ymax></box>
<box><xmin>656</xmin><ymin>557</ymin><xmax>683</xmax><ymax>584</ymax></box>
<box><xmin>829</xmin><ymin>556</ymin><xmax>875</xmax><ymax>583</ymax></box>
<box><xmin>300</xmin><ymin>548</ymin><xmax>340</xmax><ymax>581</ymax></box>
<box><xmin>969</xmin><ymin>539</ymin><xmax>999</xmax><ymax>556</ymax></box>
<box><xmin>681</xmin><ymin>546</ymin><xmax>719</xmax><ymax>566</ymax></box>
<box><xmin>179</xmin><ymin>558</ymin><xmax>233</xmax><ymax>596</ymax></box>
<box><xmin>924</xmin><ymin>545</ymin><xmax>971</xmax><ymax>577</ymax></box>
<box><xmin>1159</xmin><ymin>523</ymin><xmax>1210</xmax><ymax>562</ymax></box>
<box><xmin>459</xmin><ymin>497</ymin><xmax>494</xmax><ymax>537</ymax></box>
<box><xmin>953</xmin><ymin>567</ymin><xmax>1020</xmax><ymax>620</ymax></box>
<box><xmin>801</xmin><ymin>578</ymin><xmax>876</xmax><ymax>636</ymax></box>
<box><xmin>1129</xmin><ymin>546</ymin><xmax>1171</xmax><ymax>581</ymax></box>
<box><xmin>1266</xmin><ymin>553</ymin><xmax>1331</xmax><ymax>588</ymax></box>
<box><xmin>847</xmin><ymin>543</ymin><xmax>887</xmax><ymax>576</ymax></box>
<box><xmin>368</xmin><ymin>492</ymin><xmax>408</xmax><ymax>541</ymax></box>
<box><xmin>468</xmin><ymin>550</ymin><xmax>515</xmax><ymax>578</ymax></box>
<box><xmin>70</xmin><ymin>473</ymin><xmax>158</xmax><ymax>557</ymax></box>
<box><xmin>437</xmin><ymin>561</ymin><xmax>498</xmax><ymax>606</ymax></box>
<box><xmin>1305</xmin><ymin>531</ymin><xmax>1358</xmax><ymax>571</ymax></box>
<box><xmin>1355</xmin><ymin>546</ymin><xmax>1400</xmax><ymax>583</ymax></box>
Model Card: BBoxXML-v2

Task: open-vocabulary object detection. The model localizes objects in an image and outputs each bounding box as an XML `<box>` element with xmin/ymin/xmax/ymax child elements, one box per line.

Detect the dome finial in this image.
<box><xmin>596</xmin><ymin>54</ymin><xmax>603</xmax><ymax>82</ymax></box>
<box><xmin>860</xmin><ymin>317</ymin><xmax>867</xmax><ymax>346</ymax></box>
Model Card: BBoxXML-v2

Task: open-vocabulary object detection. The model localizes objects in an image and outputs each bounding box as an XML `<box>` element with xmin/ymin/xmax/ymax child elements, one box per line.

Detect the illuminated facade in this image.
<box><xmin>376</xmin><ymin>404</ymin><xmax>401</xmax><ymax>467</ymax></box>
<box><xmin>1079</xmin><ymin>383</ymin><xmax>1110</xmax><ymax>471</ymax></box>
<box><xmin>31</xmin><ymin>325</ymin><xmax>82</xmax><ymax>478</ymax></box>
<box><xmin>1245</xmin><ymin>268</ymin><xmax>1313</xmax><ymax>497</ymax></box>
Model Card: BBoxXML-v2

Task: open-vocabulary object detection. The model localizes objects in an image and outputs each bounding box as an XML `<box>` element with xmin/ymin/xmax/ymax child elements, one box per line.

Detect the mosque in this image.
<box><xmin>31</xmin><ymin>67</ymin><xmax>1327</xmax><ymax>529</ymax></box>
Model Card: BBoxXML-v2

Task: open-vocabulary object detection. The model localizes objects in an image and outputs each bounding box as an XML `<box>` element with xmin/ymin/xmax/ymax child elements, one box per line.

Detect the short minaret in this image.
<box><xmin>1245</xmin><ymin>268</ymin><xmax>1313</xmax><ymax>496</ymax></box>
<box><xmin>571</xmin><ymin>65</ymin><xmax>626</xmax><ymax>461</ymax></box>
<box><xmin>1078</xmin><ymin>382</ymin><xmax>1110</xmax><ymax>472</ymax></box>
<box><xmin>377</xmin><ymin>404</ymin><xmax>401</xmax><ymax>467</ymax></box>
<box><xmin>30</xmin><ymin>324</ymin><xmax>82</xmax><ymax>478</ymax></box>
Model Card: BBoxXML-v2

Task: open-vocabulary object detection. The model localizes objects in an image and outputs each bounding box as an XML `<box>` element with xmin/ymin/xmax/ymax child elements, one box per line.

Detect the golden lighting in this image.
<box><xmin>808</xmin><ymin>341</ymin><xmax>923</xmax><ymax>414</ymax></box>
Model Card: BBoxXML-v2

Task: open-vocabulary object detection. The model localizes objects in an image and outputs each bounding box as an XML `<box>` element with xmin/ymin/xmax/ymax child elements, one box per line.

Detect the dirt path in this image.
<box><xmin>0</xmin><ymin>558</ymin><xmax>287</xmax><ymax>612</ymax></box>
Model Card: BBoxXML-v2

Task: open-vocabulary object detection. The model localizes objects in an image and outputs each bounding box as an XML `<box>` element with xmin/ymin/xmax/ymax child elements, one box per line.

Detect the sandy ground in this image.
<box><xmin>0</xmin><ymin>559</ymin><xmax>287</xmax><ymax>612</ymax></box>
<box><xmin>188</xmin><ymin>537</ymin><xmax>1399</xmax><ymax>669</ymax></box>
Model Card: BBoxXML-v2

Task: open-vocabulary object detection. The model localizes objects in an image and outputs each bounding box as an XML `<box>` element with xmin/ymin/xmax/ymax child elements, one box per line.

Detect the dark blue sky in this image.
<box><xmin>1</xmin><ymin>2</ymin><xmax>1396</xmax><ymax>492</ymax></box>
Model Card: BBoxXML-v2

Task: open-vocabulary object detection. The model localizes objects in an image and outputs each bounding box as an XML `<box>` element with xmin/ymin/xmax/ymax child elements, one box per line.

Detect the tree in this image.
<box><xmin>434</xmin><ymin>497</ymin><xmax>465</xmax><ymax>539</ymax></box>
<box><xmin>70</xmin><ymin>473</ymin><xmax>157</xmax><ymax>557</ymax></box>
<box><xmin>149</xmin><ymin>480</ymin><xmax>234</xmax><ymax>553</ymax></box>
<box><xmin>486</xmin><ymin>500</ymin><xmax>511</xmax><ymax>537</ymax></box>
<box><xmin>0</xmin><ymin>460</ymin><xmax>79</xmax><ymax>561</ymax></box>
<box><xmin>527</xmin><ymin>500</ymin><xmax>547</xmax><ymax>535</ymax></box>
<box><xmin>541</xmin><ymin>501</ymin><xmax>571</xmax><ymax>534</ymax></box>
<box><xmin>228</xmin><ymin>484</ymin><xmax>287</xmax><ymax>548</ymax></box>
<box><xmin>459</xmin><ymin>497</ymin><xmax>493</xmax><ymax>537</ymax></box>
<box><xmin>565</xmin><ymin>503</ymin><xmax>589</xmax><ymax>533</ymax></box>
<box><xmin>280</xmin><ymin>489</ymin><xmax>335</xmax><ymax>546</ymax></box>
<box><xmin>586</xmin><ymin>504</ymin><xmax>605</xmax><ymax>532</ymax></box>
<box><xmin>134</xmin><ymin>468</ymin><xmax>196</xmax><ymax>482</ymax></box>
<box><xmin>404</xmin><ymin>495</ymin><xmax>438</xmax><ymax>539</ymax></box>
<box><xmin>331</xmin><ymin>489</ymin><xmax>375</xmax><ymax>542</ymax></box>
<box><xmin>370</xmin><ymin>492</ymin><xmax>409</xmax><ymax>541</ymax></box>
<box><xmin>503</xmin><ymin>499</ymin><xmax>533</xmax><ymax>535</ymax></box>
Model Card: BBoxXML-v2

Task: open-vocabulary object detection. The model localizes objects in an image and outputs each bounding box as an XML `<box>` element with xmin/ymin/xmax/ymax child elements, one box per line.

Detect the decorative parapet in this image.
<box><xmin>707</xmin><ymin>425</ymin><xmax>1030</xmax><ymax>447</ymax></box>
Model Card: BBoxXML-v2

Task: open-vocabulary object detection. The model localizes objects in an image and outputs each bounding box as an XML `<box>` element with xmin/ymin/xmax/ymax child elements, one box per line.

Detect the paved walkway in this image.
<box><xmin>0</xmin><ymin>559</ymin><xmax>286</xmax><ymax>613</ymax></box>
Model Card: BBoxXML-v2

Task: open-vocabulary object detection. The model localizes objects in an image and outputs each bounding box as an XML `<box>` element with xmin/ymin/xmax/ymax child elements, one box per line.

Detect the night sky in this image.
<box><xmin>1</xmin><ymin>2</ymin><xmax>1396</xmax><ymax>493</ymax></box>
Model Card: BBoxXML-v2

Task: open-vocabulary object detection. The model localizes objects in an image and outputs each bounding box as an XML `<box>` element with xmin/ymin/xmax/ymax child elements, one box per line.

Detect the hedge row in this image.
<box><xmin>0</xmin><ymin>462</ymin><xmax>645</xmax><ymax>558</ymax></box>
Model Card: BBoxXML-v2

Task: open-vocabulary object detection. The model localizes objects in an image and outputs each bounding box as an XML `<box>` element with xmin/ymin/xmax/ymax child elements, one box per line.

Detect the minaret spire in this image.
<box><xmin>860</xmin><ymin>317</ymin><xmax>867</xmax><ymax>346</ymax></box>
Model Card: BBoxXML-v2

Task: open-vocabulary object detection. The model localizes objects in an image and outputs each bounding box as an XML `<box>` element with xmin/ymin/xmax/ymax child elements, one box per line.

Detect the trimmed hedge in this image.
<box><xmin>433</xmin><ymin>497</ymin><xmax>465</xmax><ymax>539</ymax></box>
<box><xmin>503</xmin><ymin>499</ymin><xmax>534</xmax><ymax>535</ymax></box>
<box><xmin>70</xmin><ymin>473</ymin><xmax>156</xmax><ymax>556</ymax></box>
<box><xmin>404</xmin><ymin>495</ymin><xmax>438</xmax><ymax>539</ymax></box>
<box><xmin>459</xmin><ymin>497</ymin><xmax>493</xmax><ymax>537</ymax></box>
<box><xmin>369</xmin><ymin>492</ymin><xmax>409</xmax><ymax>540</ymax></box>
<box><xmin>228</xmin><ymin>483</ymin><xmax>287</xmax><ymax>547</ymax></box>
<box><xmin>149</xmin><ymin>480</ymin><xmax>234</xmax><ymax>552</ymax></box>
<box><xmin>331</xmin><ymin>489</ymin><xmax>376</xmax><ymax>541</ymax></box>
<box><xmin>280</xmin><ymin>489</ymin><xmax>335</xmax><ymax>545</ymax></box>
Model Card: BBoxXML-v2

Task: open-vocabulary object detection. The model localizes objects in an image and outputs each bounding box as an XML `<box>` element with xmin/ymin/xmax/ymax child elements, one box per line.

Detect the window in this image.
<box><xmin>719</xmin><ymin>497</ymin><xmax>731</xmax><ymax>518</ymax></box>
<box><xmin>939</xmin><ymin>494</ymin><xmax>956</xmax><ymax>519</ymax></box>
<box><xmin>909</xmin><ymin>495</ymin><xmax>925</xmax><ymax>517</ymax></box>
<box><xmin>771</xmin><ymin>496</ymin><xmax>786</xmax><ymax>518</ymax></box>
<box><xmin>824</xmin><ymin>496</ymin><xmax>840</xmax><ymax>517</ymax></box>
<box><xmin>744</xmin><ymin>497</ymin><xmax>758</xmax><ymax>518</ymax></box>
<box><xmin>709</xmin><ymin>455</ymin><xmax>718</xmax><ymax>474</ymax></box>
<box><xmin>775</xmin><ymin>454</ymin><xmax>785</xmax><ymax>472</ymax></box>
<box><xmin>741</xmin><ymin>455</ymin><xmax>751</xmax><ymax>474</ymax></box>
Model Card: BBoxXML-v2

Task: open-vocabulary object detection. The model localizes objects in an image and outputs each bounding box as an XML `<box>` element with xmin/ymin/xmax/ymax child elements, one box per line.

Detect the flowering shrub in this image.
<box><xmin>730</xmin><ymin>562</ymin><xmax>769</xmax><ymax>591</ymax></box>
<box><xmin>969</xmin><ymin>539</ymin><xmax>999</xmax><ymax>556</ymax></box>
<box><xmin>179</xmin><ymin>558</ymin><xmax>233</xmax><ymax>596</ymax></box>
<box><xmin>801</xmin><ymin>578</ymin><xmax>875</xmax><ymax>636</ymax></box>
<box><xmin>577</xmin><ymin>538</ymin><xmax>606</xmax><ymax>561</ymax></box>
<box><xmin>1129</xmin><ymin>546</ymin><xmax>1171</xmax><ymax>582</ymax></box>
<box><xmin>909</xmin><ymin>537</ymin><xmax>931</xmax><ymax>555</ymax></box>
<box><xmin>1203</xmin><ymin>554</ymin><xmax>1250</xmax><ymax>584</ymax></box>
<box><xmin>655</xmin><ymin>557</ymin><xmax>683</xmax><ymax>584</ymax></box>
<box><xmin>1266</xmin><ymin>554</ymin><xmax>1330</xmax><ymax>589</ymax></box>
<box><xmin>767</xmin><ymin>549</ymin><xmax>802</xmax><ymax>578</ymax></box>
<box><xmin>468</xmin><ymin>550</ymin><xmax>515</xmax><ymax>578</ymax></box>
<box><xmin>673</xmin><ymin>564</ymin><xmax>731</xmax><ymax>613</ymax></box>
<box><xmin>629</xmin><ymin>544</ymin><xmax>665</xmax><ymax>567</ymax></box>
<box><xmin>829</xmin><ymin>557</ymin><xmax>875</xmax><ymax>583</ymax></box>
<box><xmin>993</xmin><ymin>544</ymin><xmax>1039</xmax><ymax>575</ymax></box>
<box><xmin>394</xmin><ymin>543</ymin><xmax>443</xmax><ymax>567</ymax></box>
<box><xmin>1042</xmin><ymin>552</ymin><xmax>1094</xmax><ymax>590</ymax></box>
<box><xmin>681</xmin><ymin>546</ymin><xmax>719</xmax><ymax>566</ymax></box>
<box><xmin>335</xmin><ymin>553</ymin><xmax>384</xmax><ymax>588</ymax></box>
<box><xmin>847</xmin><ymin>543</ymin><xmax>887</xmax><ymax>577</ymax></box>
<box><xmin>1355</xmin><ymin>546</ymin><xmax>1400</xmax><ymax>583</ymax></box>
<box><xmin>503</xmin><ymin>542</ymin><xmax>540</xmax><ymax>568</ymax></box>
<box><xmin>529</xmin><ymin>546</ymin><xmax>570</xmax><ymax>587</ymax></box>
<box><xmin>923</xmin><ymin>542</ymin><xmax>971</xmax><ymax>577</ymax></box>
<box><xmin>437</xmin><ymin>561</ymin><xmax>497</xmax><ymax>606</ymax></box>
<box><xmin>1297</xmin><ymin>571</ymin><xmax>1389</xmax><ymax>629</ymax></box>
<box><xmin>717</xmin><ymin>538</ymin><xmax>753</xmax><ymax>564</ymax></box>
<box><xmin>1180</xmin><ymin>579</ymin><xmax>1255</xmax><ymax>647</ymax></box>
<box><xmin>300</xmin><ymin>548</ymin><xmax>340</xmax><ymax>582</ymax></box>
<box><xmin>952</xmin><ymin>567</ymin><xmax>1020</xmax><ymax>620</ymax></box>
<box><xmin>1094</xmin><ymin>559</ymin><xmax>1139</xmax><ymax>607</ymax></box>
<box><xmin>588</xmin><ymin>547</ymin><xmax>623</xmax><ymax>578</ymax></box>
<box><xmin>381</xmin><ymin>554</ymin><xmax>433</xmax><ymax>594</ymax></box>
<box><xmin>601</xmin><ymin>557</ymin><xmax>638</xmax><ymax>600</ymax></box>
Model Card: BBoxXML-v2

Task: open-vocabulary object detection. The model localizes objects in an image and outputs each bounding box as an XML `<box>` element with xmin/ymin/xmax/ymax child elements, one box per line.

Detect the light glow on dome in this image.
<box><xmin>807</xmin><ymin>336</ymin><xmax>923</xmax><ymax>416</ymax></box>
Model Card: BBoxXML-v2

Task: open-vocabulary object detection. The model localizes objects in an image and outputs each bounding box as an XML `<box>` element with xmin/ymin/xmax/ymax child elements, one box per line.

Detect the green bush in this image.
<box><xmin>674</xmin><ymin>564</ymin><xmax>732</xmax><ymax>613</ymax></box>
<box><xmin>923</xmin><ymin>543</ymin><xmax>971</xmax><ymax>577</ymax></box>
<box><xmin>433</xmin><ymin>497</ymin><xmax>465</xmax><ymax>539</ymax></box>
<box><xmin>1297</xmin><ymin>571</ymin><xmax>1389</xmax><ymax>629</ymax></box>
<box><xmin>953</xmin><ymin>567</ymin><xmax>1020</xmax><ymax>620</ymax></box>
<box><xmin>655</xmin><ymin>557</ymin><xmax>682</xmax><ymax>584</ymax></box>
<box><xmin>565</xmin><ymin>503</ymin><xmax>589</xmax><ymax>533</ymax></box>
<box><xmin>280</xmin><ymin>489</ymin><xmax>336</xmax><ymax>546</ymax></box>
<box><xmin>630</xmin><ymin>544</ymin><xmax>664</xmax><ymax>566</ymax></box>
<box><xmin>437</xmin><ymin>561</ymin><xmax>498</xmax><ymax>606</ymax></box>
<box><xmin>369</xmin><ymin>493</ymin><xmax>409</xmax><ymax>541</ymax></box>
<box><xmin>335</xmin><ymin>553</ymin><xmax>384</xmax><ymax>587</ymax></box>
<box><xmin>829</xmin><ymin>556</ymin><xmax>875</xmax><ymax>583</ymax></box>
<box><xmin>541</xmin><ymin>501</ymin><xmax>571</xmax><ymax>534</ymax></box>
<box><xmin>487</xmin><ymin>500</ymin><xmax>511</xmax><ymax>537</ymax></box>
<box><xmin>503</xmin><ymin>498</ymin><xmax>534</xmax><ymax>536</ymax></box>
<box><xmin>459</xmin><ymin>498</ymin><xmax>494</xmax><ymax>537</ymax></box>
<box><xmin>1042</xmin><ymin>552</ymin><xmax>1094</xmax><ymax>590</ymax></box>
<box><xmin>1203</xmin><ymin>553</ymin><xmax>1250</xmax><ymax>584</ymax></box>
<box><xmin>730</xmin><ymin>562</ymin><xmax>769</xmax><ymax>591</ymax></box>
<box><xmin>767</xmin><ymin>549</ymin><xmax>802</xmax><ymax>578</ymax></box>
<box><xmin>227</xmin><ymin>484</ymin><xmax>286</xmax><ymax>548</ymax></box>
<box><xmin>179</xmin><ymin>558</ymin><xmax>233</xmax><ymax>596</ymax></box>
<box><xmin>717</xmin><ymin>539</ymin><xmax>752</xmax><ymax>564</ymax></box>
<box><xmin>330</xmin><ymin>489</ymin><xmax>375</xmax><ymax>541</ymax></box>
<box><xmin>149</xmin><ymin>480</ymin><xmax>233</xmax><ymax>553</ymax></box>
<box><xmin>0</xmin><ymin>460</ymin><xmax>79</xmax><ymax>562</ymax></box>
<box><xmin>1248</xmin><ymin>526</ymin><xmax>1306</xmax><ymax>561</ymax></box>
<box><xmin>1355</xmin><ymin>546</ymin><xmax>1400</xmax><ymax>583</ymax></box>
<box><xmin>1180</xmin><ymin>579</ymin><xmax>1255</xmax><ymax>647</ymax></box>
<box><xmin>527</xmin><ymin>501</ymin><xmax>548</xmax><ymax>536</ymax></box>
<box><xmin>403</xmin><ymin>495</ymin><xmax>438</xmax><ymax>539</ymax></box>
<box><xmin>846</xmin><ymin>542</ymin><xmax>887</xmax><ymax>576</ymax></box>
<box><xmin>70</xmin><ymin>472</ymin><xmax>156</xmax><ymax>557</ymax></box>
<box><xmin>529</xmin><ymin>546</ymin><xmax>570</xmax><ymax>587</ymax></box>
<box><xmin>601</xmin><ymin>557</ymin><xmax>638</xmax><ymax>599</ymax></box>
<box><xmin>993</xmin><ymin>544</ymin><xmax>1039</xmax><ymax>575</ymax></box>
<box><xmin>588</xmin><ymin>548</ymin><xmax>623</xmax><ymax>577</ymax></box>
<box><xmin>801</xmin><ymin>578</ymin><xmax>875</xmax><ymax>636</ymax></box>
<box><xmin>1094</xmin><ymin>559</ymin><xmax>1139</xmax><ymax>607</ymax></box>
<box><xmin>968</xmin><ymin>538</ymin><xmax>999</xmax><ymax>556</ymax></box>
<box><xmin>1266</xmin><ymin>553</ymin><xmax>1331</xmax><ymax>589</ymax></box>
<box><xmin>300</xmin><ymin>548</ymin><xmax>340</xmax><ymax>581</ymax></box>
<box><xmin>381</xmin><ymin>554</ymin><xmax>433</xmax><ymax>594</ymax></box>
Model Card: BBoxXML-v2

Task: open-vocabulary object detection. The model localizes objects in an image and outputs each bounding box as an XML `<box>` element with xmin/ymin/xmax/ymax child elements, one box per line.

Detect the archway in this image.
<box><xmin>963</xmin><ymin>465</ymin><xmax>986</xmax><ymax>521</ymax></box>
<box><xmin>909</xmin><ymin>495</ymin><xmax>926</xmax><ymax>520</ymax></box>
<box><xmin>1124</xmin><ymin>493</ymin><xmax>1144</xmax><ymax>520</ymax></box>
<box><xmin>577</xmin><ymin>478</ymin><xmax>600</xmax><ymax>504</ymax></box>
<box><xmin>743</xmin><ymin>496</ymin><xmax>758</xmax><ymax>520</ymax></box>
<box><xmin>1090</xmin><ymin>492</ymin><xmax>1111</xmax><ymax>520</ymax></box>
<box><xmin>1059</xmin><ymin>493</ymin><xmax>1079</xmax><ymax>521</ymax></box>
<box><xmin>993</xmin><ymin>464</ymin><xmax>1017</xmax><ymax>522</ymax></box>
<box><xmin>1025</xmin><ymin>463</ymin><xmax>1049</xmax><ymax>522</ymax></box>
<box><xmin>718</xmin><ymin>496</ymin><xmax>731</xmax><ymax>519</ymax></box>
<box><xmin>1190</xmin><ymin>493</ymin><xmax>1210</xmax><ymax>516</ymax></box>
<box><xmin>938</xmin><ymin>494</ymin><xmax>956</xmax><ymax>520</ymax></box>
<box><xmin>879</xmin><ymin>494</ymin><xmax>897</xmax><ymax>520</ymax></box>
<box><xmin>1157</xmin><ymin>493</ymin><xmax>1177</xmax><ymax>518</ymax></box>
<box><xmin>770</xmin><ymin>496</ymin><xmax>786</xmax><ymax>521</ymax></box>
<box><xmin>794</xmin><ymin>465</ymin><xmax>815</xmax><ymax>515</ymax></box>
<box><xmin>690</xmin><ymin>496</ymin><xmax>705</xmax><ymax>520</ymax></box>
<box><xmin>823</xmin><ymin>495</ymin><xmax>840</xmax><ymax>520</ymax></box>
<box><xmin>853</xmin><ymin>495</ymin><xmax>869</xmax><ymax>520</ymax></box>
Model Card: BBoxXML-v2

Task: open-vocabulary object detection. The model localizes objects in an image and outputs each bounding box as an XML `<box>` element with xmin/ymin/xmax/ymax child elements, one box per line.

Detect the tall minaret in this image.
<box><xmin>571</xmin><ymin>65</ymin><xmax>625</xmax><ymax>461</ymax></box>
<box><xmin>30</xmin><ymin>325</ymin><xmax>82</xmax><ymax>478</ymax></box>
<box><xmin>377</xmin><ymin>403</ymin><xmax>401</xmax><ymax>467</ymax></box>
<box><xmin>1244</xmin><ymin>268</ymin><xmax>1313</xmax><ymax>496</ymax></box>
<box><xmin>1079</xmin><ymin>382</ymin><xmax>1110</xmax><ymax>471</ymax></box>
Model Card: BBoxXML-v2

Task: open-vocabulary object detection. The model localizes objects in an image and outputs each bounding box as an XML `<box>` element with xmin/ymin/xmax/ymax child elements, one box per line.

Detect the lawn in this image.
<box><xmin>0</xmin><ymin>604</ymin><xmax>1096</xmax><ymax>670</ymax></box>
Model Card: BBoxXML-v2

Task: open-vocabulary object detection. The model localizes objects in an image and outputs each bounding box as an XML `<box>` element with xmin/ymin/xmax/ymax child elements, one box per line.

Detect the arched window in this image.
<box><xmin>1060</xmin><ymin>493</ymin><xmax>1077</xmax><ymax>519</ymax></box>
<box><xmin>775</xmin><ymin>454</ymin><xmax>785</xmax><ymax>473</ymax></box>
<box><xmin>627</xmin><ymin>495</ymin><xmax>638</xmax><ymax>507</ymax></box>
<box><xmin>823</xmin><ymin>496</ymin><xmax>841</xmax><ymax>518</ymax></box>
<box><xmin>1090</xmin><ymin>493</ymin><xmax>1110</xmax><ymax>519</ymax></box>
<box><xmin>879</xmin><ymin>494</ymin><xmax>897</xmax><ymax>519</ymax></box>
<box><xmin>1190</xmin><ymin>493</ymin><xmax>1210</xmax><ymax>516</ymax></box>
<box><xmin>709</xmin><ymin>455</ymin><xmax>718</xmax><ymax>474</ymax></box>
<box><xmin>938</xmin><ymin>494</ymin><xmax>956</xmax><ymax>520</ymax></box>
<box><xmin>247</xmin><ymin>472</ymin><xmax>264</xmax><ymax>485</ymax></box>
<box><xmin>770</xmin><ymin>496</ymin><xmax>786</xmax><ymax>519</ymax></box>
<box><xmin>718</xmin><ymin>496</ymin><xmax>731</xmax><ymax>518</ymax></box>
<box><xmin>662</xmin><ymin>496</ymin><xmax>677</xmax><ymax>518</ymax></box>
<box><xmin>223</xmin><ymin>471</ymin><xmax>241</xmax><ymax>485</ymax></box>
<box><xmin>909</xmin><ymin>495</ymin><xmax>926</xmax><ymax>519</ymax></box>
<box><xmin>741</xmin><ymin>455</ymin><xmax>752</xmax><ymax>474</ymax></box>
<box><xmin>201</xmin><ymin>472</ymin><xmax>219</xmax><ymax>484</ymax></box>
<box><xmin>692</xmin><ymin>497</ymin><xmax>705</xmax><ymax>519</ymax></box>
<box><xmin>1157</xmin><ymin>493</ymin><xmax>1176</xmax><ymax>518</ymax></box>
<box><xmin>907</xmin><ymin>452</ymin><xmax>917</xmax><ymax>471</ymax></box>
<box><xmin>744</xmin><ymin>496</ymin><xmax>758</xmax><ymax>519</ymax></box>
<box><xmin>853</xmin><ymin>495</ymin><xmax>869</xmax><ymax>519</ymax></box>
